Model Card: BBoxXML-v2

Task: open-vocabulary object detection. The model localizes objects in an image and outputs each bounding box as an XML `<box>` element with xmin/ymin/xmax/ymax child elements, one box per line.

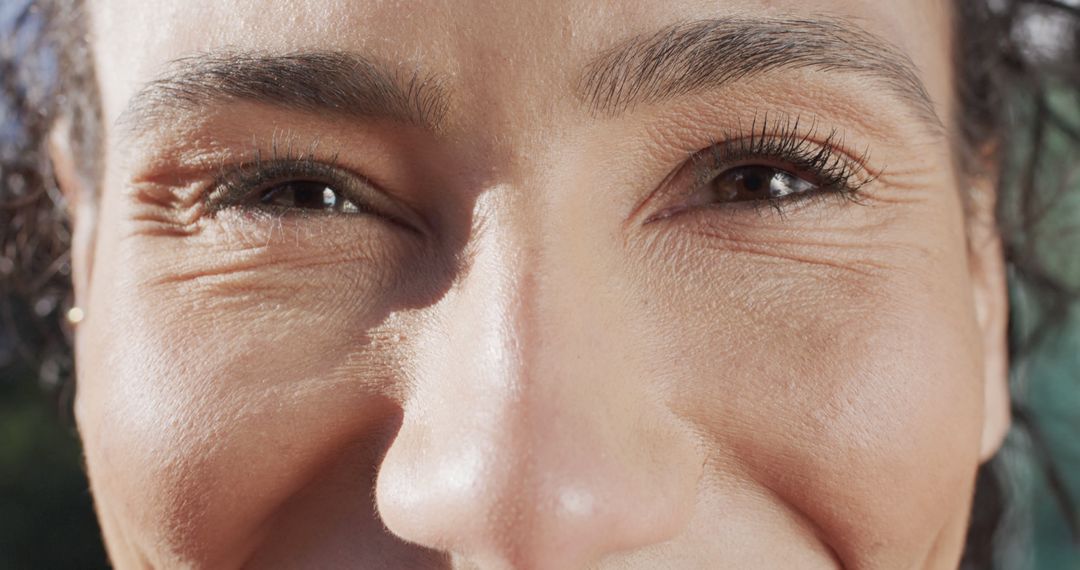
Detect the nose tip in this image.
<box><xmin>378</xmin><ymin>408</ymin><xmax>699</xmax><ymax>565</ymax></box>
<box><xmin>375</xmin><ymin>399</ymin><xmax>703</xmax><ymax>569</ymax></box>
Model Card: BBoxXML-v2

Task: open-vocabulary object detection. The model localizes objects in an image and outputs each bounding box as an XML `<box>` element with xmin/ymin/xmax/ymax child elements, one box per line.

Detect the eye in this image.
<box><xmin>257</xmin><ymin>180</ymin><xmax>366</xmax><ymax>214</ymax></box>
<box><xmin>207</xmin><ymin>156</ymin><xmax>426</xmax><ymax>233</ymax></box>
<box><xmin>700</xmin><ymin>165</ymin><xmax>818</xmax><ymax>205</ymax></box>
<box><xmin>646</xmin><ymin>119</ymin><xmax>874</xmax><ymax>223</ymax></box>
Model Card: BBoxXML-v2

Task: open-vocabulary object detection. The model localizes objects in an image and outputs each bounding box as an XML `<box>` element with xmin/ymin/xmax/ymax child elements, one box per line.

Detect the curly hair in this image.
<box><xmin>1</xmin><ymin>0</ymin><xmax>1078</xmax><ymax>567</ymax></box>
<box><xmin>0</xmin><ymin>0</ymin><xmax>97</xmax><ymax>395</ymax></box>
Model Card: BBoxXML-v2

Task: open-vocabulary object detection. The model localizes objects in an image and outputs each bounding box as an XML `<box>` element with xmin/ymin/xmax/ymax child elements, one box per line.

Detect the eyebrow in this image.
<box><xmin>119</xmin><ymin>18</ymin><xmax>940</xmax><ymax>142</ymax></box>
<box><xmin>577</xmin><ymin>17</ymin><xmax>943</xmax><ymax>132</ymax></box>
<box><xmin>118</xmin><ymin>50</ymin><xmax>449</xmax><ymax>136</ymax></box>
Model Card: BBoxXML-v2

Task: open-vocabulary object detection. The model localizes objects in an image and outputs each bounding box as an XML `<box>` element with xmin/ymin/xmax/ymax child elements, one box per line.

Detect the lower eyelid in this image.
<box><xmin>206</xmin><ymin>205</ymin><xmax>410</xmax><ymax>253</ymax></box>
<box><xmin>647</xmin><ymin>179</ymin><xmax>870</xmax><ymax>228</ymax></box>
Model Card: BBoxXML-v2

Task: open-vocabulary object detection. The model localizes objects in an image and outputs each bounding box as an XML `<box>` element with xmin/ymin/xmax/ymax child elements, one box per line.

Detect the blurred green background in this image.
<box><xmin>0</xmin><ymin>364</ymin><xmax>108</xmax><ymax>568</ymax></box>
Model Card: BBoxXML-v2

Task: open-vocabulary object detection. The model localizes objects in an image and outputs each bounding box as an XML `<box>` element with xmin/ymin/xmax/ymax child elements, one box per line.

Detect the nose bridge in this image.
<box><xmin>375</xmin><ymin>189</ymin><xmax>701</xmax><ymax>568</ymax></box>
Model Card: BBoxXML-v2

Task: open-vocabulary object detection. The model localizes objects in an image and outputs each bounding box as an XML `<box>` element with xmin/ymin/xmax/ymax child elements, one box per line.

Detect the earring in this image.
<box><xmin>66</xmin><ymin>306</ymin><xmax>85</xmax><ymax>325</ymax></box>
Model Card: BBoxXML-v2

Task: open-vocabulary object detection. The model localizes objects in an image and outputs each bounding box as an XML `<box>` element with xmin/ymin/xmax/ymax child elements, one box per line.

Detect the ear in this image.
<box><xmin>48</xmin><ymin>118</ymin><xmax>97</xmax><ymax>313</ymax></box>
<box><xmin>967</xmin><ymin>178</ymin><xmax>1010</xmax><ymax>463</ymax></box>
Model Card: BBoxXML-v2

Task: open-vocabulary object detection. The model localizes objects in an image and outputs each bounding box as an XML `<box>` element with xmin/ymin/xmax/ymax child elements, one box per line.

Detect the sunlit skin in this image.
<box><xmin>59</xmin><ymin>0</ymin><xmax>1011</xmax><ymax>568</ymax></box>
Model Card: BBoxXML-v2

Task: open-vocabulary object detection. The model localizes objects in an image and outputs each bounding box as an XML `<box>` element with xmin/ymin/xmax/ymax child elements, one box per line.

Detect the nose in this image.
<box><xmin>374</xmin><ymin>197</ymin><xmax>703</xmax><ymax>569</ymax></box>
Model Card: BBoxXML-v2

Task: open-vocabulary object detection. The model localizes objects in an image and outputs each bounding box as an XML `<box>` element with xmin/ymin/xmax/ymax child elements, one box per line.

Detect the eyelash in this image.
<box><xmin>661</xmin><ymin>114</ymin><xmax>876</xmax><ymax>220</ymax></box>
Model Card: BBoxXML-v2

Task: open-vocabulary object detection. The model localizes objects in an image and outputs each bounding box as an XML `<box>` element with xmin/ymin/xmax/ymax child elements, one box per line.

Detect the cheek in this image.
<box><xmin>629</xmin><ymin>216</ymin><xmax>985</xmax><ymax>564</ymax></box>
<box><xmin>74</xmin><ymin>199</ymin><xmax>421</xmax><ymax>565</ymax></box>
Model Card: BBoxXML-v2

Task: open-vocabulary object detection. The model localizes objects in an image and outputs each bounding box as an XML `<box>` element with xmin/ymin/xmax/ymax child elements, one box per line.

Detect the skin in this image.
<box><xmin>59</xmin><ymin>0</ymin><xmax>1011</xmax><ymax>568</ymax></box>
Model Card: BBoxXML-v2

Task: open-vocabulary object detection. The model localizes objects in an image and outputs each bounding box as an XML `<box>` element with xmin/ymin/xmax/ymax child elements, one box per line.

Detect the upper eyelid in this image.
<box><xmin>695</xmin><ymin>118</ymin><xmax>878</xmax><ymax>177</ymax></box>
<box><xmin>206</xmin><ymin>157</ymin><xmax>353</xmax><ymax>213</ymax></box>
<box><xmin>689</xmin><ymin>131</ymin><xmax>874</xmax><ymax>189</ymax></box>
<box><xmin>690</xmin><ymin>137</ymin><xmax>862</xmax><ymax>191</ymax></box>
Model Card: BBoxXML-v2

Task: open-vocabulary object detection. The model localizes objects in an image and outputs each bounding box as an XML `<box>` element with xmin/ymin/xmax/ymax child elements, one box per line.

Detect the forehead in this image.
<box><xmin>90</xmin><ymin>0</ymin><xmax>952</xmax><ymax>130</ymax></box>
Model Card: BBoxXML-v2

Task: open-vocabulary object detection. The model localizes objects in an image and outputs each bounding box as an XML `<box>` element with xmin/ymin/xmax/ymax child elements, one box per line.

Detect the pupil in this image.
<box><xmin>293</xmin><ymin>183</ymin><xmax>327</xmax><ymax>208</ymax></box>
<box><xmin>740</xmin><ymin>168</ymin><xmax>770</xmax><ymax>194</ymax></box>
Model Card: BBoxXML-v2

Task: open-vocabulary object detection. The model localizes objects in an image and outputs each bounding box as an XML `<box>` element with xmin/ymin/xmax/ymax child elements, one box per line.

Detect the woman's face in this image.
<box><xmin>69</xmin><ymin>0</ymin><xmax>1011</xmax><ymax>568</ymax></box>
